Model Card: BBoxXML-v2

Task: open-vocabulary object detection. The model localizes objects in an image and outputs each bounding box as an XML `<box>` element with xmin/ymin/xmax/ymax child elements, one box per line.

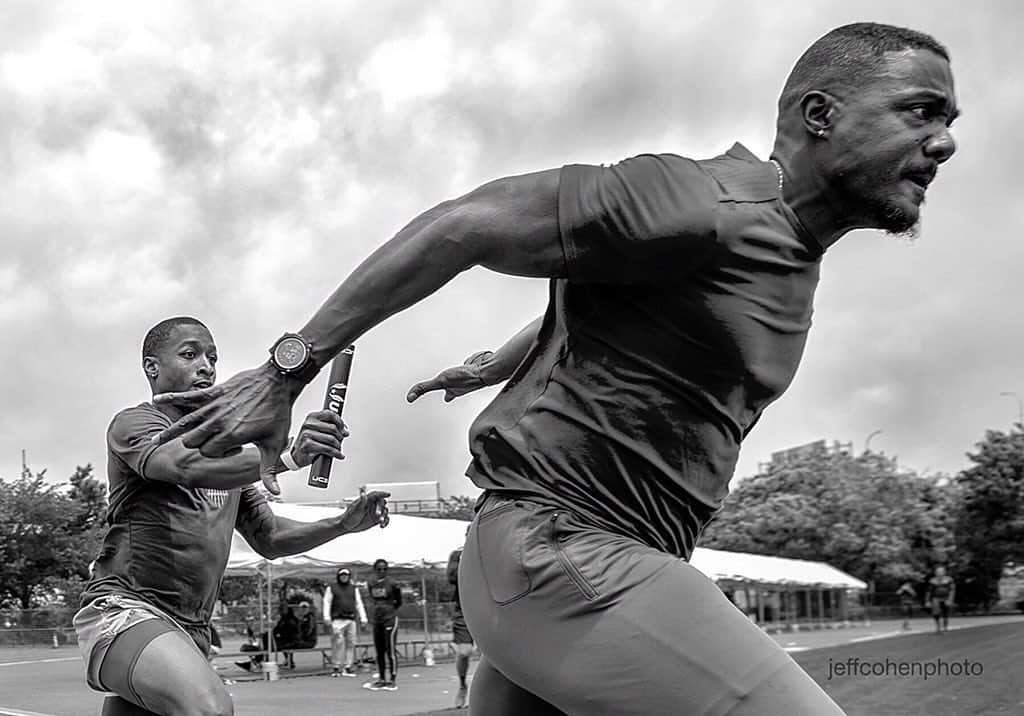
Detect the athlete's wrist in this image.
<box><xmin>279</xmin><ymin>447</ymin><xmax>300</xmax><ymax>471</ymax></box>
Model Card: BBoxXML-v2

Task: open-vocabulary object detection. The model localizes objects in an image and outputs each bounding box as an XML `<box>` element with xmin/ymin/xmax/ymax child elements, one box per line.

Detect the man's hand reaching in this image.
<box><xmin>338</xmin><ymin>491</ymin><xmax>392</xmax><ymax>533</ymax></box>
<box><xmin>406</xmin><ymin>350</ymin><xmax>494</xmax><ymax>403</ymax></box>
<box><xmin>153</xmin><ymin>362</ymin><xmax>302</xmax><ymax>495</ymax></box>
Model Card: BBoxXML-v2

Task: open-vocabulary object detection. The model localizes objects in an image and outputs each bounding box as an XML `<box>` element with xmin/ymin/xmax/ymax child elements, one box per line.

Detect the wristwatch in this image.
<box><xmin>268</xmin><ymin>333</ymin><xmax>320</xmax><ymax>384</ymax></box>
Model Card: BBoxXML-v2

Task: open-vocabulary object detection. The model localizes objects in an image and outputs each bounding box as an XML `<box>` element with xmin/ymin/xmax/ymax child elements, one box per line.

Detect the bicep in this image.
<box><xmin>460</xmin><ymin>168</ymin><xmax>567</xmax><ymax>278</ymax></box>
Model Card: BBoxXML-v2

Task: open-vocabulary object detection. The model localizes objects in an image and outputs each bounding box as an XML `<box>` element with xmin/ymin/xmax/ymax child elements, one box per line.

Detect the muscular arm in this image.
<box><xmin>153</xmin><ymin>169</ymin><xmax>566</xmax><ymax>468</ymax></box>
<box><xmin>301</xmin><ymin>169</ymin><xmax>564</xmax><ymax>368</ymax></box>
<box><xmin>236</xmin><ymin>490</ymin><xmax>390</xmax><ymax>559</ymax></box>
<box><xmin>236</xmin><ymin>505</ymin><xmax>347</xmax><ymax>560</ymax></box>
<box><xmin>145</xmin><ymin>440</ymin><xmax>285</xmax><ymax>490</ymax></box>
<box><xmin>406</xmin><ymin>316</ymin><xmax>544</xmax><ymax>403</ymax></box>
<box><xmin>476</xmin><ymin>316</ymin><xmax>544</xmax><ymax>385</ymax></box>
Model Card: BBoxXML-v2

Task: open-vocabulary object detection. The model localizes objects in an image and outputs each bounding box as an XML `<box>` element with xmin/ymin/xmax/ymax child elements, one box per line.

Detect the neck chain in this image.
<box><xmin>769</xmin><ymin>159</ymin><xmax>784</xmax><ymax>193</ymax></box>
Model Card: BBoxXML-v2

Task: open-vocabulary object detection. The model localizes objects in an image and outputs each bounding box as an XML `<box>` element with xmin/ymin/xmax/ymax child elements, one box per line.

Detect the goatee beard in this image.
<box><xmin>875</xmin><ymin>197</ymin><xmax>922</xmax><ymax>244</ymax></box>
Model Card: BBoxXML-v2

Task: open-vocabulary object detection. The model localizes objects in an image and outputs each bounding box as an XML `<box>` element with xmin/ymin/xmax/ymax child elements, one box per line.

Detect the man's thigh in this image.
<box><xmin>461</xmin><ymin>495</ymin><xmax>845</xmax><ymax>716</ymax></box>
<box><xmin>469</xmin><ymin>657</ymin><xmax>566</xmax><ymax>716</ymax></box>
<box><xmin>100</xmin><ymin>620</ymin><xmax>230</xmax><ymax>715</ymax></box>
<box><xmin>340</xmin><ymin>619</ymin><xmax>356</xmax><ymax>642</ymax></box>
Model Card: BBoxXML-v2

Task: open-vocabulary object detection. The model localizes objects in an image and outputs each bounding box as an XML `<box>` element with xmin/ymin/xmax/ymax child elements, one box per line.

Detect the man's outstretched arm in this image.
<box><xmin>236</xmin><ymin>490</ymin><xmax>391</xmax><ymax>560</ymax></box>
<box><xmin>153</xmin><ymin>169</ymin><xmax>565</xmax><ymax>481</ymax></box>
<box><xmin>406</xmin><ymin>315</ymin><xmax>544</xmax><ymax>403</ymax></box>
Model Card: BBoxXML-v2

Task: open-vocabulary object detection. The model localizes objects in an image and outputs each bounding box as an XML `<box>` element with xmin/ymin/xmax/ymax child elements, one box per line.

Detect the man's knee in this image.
<box><xmin>188</xmin><ymin>687</ymin><xmax>234</xmax><ymax>716</ymax></box>
<box><xmin>102</xmin><ymin>696</ymin><xmax>156</xmax><ymax>715</ymax></box>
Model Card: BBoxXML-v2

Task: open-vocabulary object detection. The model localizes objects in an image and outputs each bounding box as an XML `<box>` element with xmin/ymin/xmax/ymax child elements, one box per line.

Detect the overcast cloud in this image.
<box><xmin>2</xmin><ymin>0</ymin><xmax>1021</xmax><ymax>503</ymax></box>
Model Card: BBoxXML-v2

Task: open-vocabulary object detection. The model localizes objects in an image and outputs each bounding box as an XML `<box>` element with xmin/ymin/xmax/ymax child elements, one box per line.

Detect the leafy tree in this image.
<box><xmin>436</xmin><ymin>495</ymin><xmax>476</xmax><ymax>521</ymax></box>
<box><xmin>0</xmin><ymin>465</ymin><xmax>108</xmax><ymax>609</ymax></box>
<box><xmin>953</xmin><ymin>427</ymin><xmax>1024</xmax><ymax>610</ymax></box>
<box><xmin>701</xmin><ymin>450</ymin><xmax>956</xmax><ymax>596</ymax></box>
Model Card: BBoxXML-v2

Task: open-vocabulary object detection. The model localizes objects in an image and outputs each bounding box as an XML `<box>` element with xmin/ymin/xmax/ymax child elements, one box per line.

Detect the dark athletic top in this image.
<box><xmin>81</xmin><ymin>402</ymin><xmax>272</xmax><ymax>654</ymax></box>
<box><xmin>466</xmin><ymin>143</ymin><xmax>823</xmax><ymax>559</ymax></box>
<box><xmin>929</xmin><ymin>575</ymin><xmax>953</xmax><ymax>602</ymax></box>
<box><xmin>367</xmin><ymin>576</ymin><xmax>402</xmax><ymax>624</ymax></box>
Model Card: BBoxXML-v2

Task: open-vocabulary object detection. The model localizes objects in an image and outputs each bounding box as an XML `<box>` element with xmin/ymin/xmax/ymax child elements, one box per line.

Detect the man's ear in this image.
<box><xmin>143</xmin><ymin>356</ymin><xmax>159</xmax><ymax>380</ymax></box>
<box><xmin>800</xmin><ymin>90</ymin><xmax>838</xmax><ymax>139</ymax></box>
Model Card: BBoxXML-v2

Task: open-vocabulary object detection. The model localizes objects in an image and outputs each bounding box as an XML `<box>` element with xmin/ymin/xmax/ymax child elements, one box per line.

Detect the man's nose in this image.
<box><xmin>926</xmin><ymin>125</ymin><xmax>956</xmax><ymax>164</ymax></box>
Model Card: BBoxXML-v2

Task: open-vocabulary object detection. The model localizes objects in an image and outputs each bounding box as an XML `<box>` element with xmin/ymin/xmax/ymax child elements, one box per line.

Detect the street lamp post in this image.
<box><xmin>999</xmin><ymin>391</ymin><xmax>1023</xmax><ymax>426</ymax></box>
<box><xmin>864</xmin><ymin>429</ymin><xmax>883</xmax><ymax>454</ymax></box>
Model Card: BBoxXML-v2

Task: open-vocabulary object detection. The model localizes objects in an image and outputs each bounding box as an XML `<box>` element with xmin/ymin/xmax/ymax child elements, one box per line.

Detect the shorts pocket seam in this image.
<box><xmin>549</xmin><ymin>513</ymin><xmax>599</xmax><ymax>601</ymax></box>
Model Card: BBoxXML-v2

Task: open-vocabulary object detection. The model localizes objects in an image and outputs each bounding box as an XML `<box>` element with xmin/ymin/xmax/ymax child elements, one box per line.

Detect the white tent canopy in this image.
<box><xmin>225</xmin><ymin>503</ymin><xmax>864</xmax><ymax>590</ymax></box>
<box><xmin>689</xmin><ymin>547</ymin><xmax>867</xmax><ymax>590</ymax></box>
<box><xmin>225</xmin><ymin>503</ymin><xmax>470</xmax><ymax>577</ymax></box>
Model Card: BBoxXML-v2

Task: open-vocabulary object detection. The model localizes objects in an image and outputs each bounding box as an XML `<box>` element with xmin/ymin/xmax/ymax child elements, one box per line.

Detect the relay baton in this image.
<box><xmin>307</xmin><ymin>345</ymin><xmax>355</xmax><ymax>488</ymax></box>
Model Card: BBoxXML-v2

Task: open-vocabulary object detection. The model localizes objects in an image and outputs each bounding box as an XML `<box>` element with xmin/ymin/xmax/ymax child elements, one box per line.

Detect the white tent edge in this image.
<box><xmin>225</xmin><ymin>503</ymin><xmax>866</xmax><ymax>590</ymax></box>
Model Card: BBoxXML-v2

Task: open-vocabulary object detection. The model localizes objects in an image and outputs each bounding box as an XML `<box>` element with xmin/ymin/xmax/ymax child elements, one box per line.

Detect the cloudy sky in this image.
<box><xmin>2</xmin><ymin>0</ymin><xmax>1021</xmax><ymax>505</ymax></box>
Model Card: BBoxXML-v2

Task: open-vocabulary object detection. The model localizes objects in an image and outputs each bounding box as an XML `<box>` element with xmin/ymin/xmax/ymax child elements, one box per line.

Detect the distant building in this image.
<box><xmin>293</xmin><ymin>480</ymin><xmax>444</xmax><ymax>515</ymax></box>
<box><xmin>361</xmin><ymin>481</ymin><xmax>442</xmax><ymax>515</ymax></box>
<box><xmin>758</xmin><ymin>439</ymin><xmax>854</xmax><ymax>473</ymax></box>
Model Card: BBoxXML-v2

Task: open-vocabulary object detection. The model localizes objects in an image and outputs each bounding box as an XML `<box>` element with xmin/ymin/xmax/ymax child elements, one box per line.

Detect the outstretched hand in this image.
<box><xmin>153</xmin><ymin>363</ymin><xmax>301</xmax><ymax>495</ymax></box>
<box><xmin>406</xmin><ymin>350</ymin><xmax>494</xmax><ymax>403</ymax></box>
<box><xmin>338</xmin><ymin>491</ymin><xmax>391</xmax><ymax>533</ymax></box>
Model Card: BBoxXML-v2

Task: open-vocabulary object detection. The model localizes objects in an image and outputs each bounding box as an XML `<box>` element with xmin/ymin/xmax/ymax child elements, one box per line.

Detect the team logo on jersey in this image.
<box><xmin>201</xmin><ymin>488</ymin><xmax>229</xmax><ymax>506</ymax></box>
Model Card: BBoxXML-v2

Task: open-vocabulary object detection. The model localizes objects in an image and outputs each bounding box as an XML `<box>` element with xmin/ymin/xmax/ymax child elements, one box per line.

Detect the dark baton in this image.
<box><xmin>307</xmin><ymin>345</ymin><xmax>355</xmax><ymax>488</ymax></box>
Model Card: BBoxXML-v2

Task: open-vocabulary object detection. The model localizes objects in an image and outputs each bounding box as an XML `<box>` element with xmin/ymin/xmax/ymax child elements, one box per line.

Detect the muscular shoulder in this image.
<box><xmin>561</xmin><ymin>153</ymin><xmax>718</xmax><ymax>242</ymax></box>
<box><xmin>108</xmin><ymin>403</ymin><xmax>170</xmax><ymax>442</ymax></box>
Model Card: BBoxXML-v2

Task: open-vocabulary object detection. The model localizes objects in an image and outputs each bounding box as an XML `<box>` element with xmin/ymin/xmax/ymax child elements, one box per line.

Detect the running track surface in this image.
<box><xmin>2</xmin><ymin>616</ymin><xmax>1022</xmax><ymax>715</ymax></box>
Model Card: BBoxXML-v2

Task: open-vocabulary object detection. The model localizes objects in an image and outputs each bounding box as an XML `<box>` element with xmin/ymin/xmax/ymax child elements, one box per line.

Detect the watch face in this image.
<box><xmin>274</xmin><ymin>336</ymin><xmax>308</xmax><ymax>371</ymax></box>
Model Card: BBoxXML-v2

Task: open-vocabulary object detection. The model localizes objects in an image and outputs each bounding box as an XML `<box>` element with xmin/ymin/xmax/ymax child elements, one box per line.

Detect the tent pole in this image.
<box><xmin>421</xmin><ymin>561</ymin><xmax>434</xmax><ymax>666</ymax></box>
<box><xmin>257</xmin><ymin>568</ymin><xmax>264</xmax><ymax>646</ymax></box>
<box><xmin>267</xmin><ymin>560</ymin><xmax>275</xmax><ymax>665</ymax></box>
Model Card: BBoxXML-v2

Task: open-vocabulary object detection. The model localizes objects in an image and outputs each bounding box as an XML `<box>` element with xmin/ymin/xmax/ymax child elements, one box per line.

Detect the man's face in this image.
<box><xmin>375</xmin><ymin>564</ymin><xmax>388</xmax><ymax>577</ymax></box>
<box><xmin>936</xmin><ymin>566</ymin><xmax>946</xmax><ymax>577</ymax></box>
<box><xmin>338</xmin><ymin>572</ymin><xmax>350</xmax><ymax>583</ymax></box>
<box><xmin>826</xmin><ymin>48</ymin><xmax>958</xmax><ymax>235</ymax></box>
<box><xmin>145</xmin><ymin>324</ymin><xmax>218</xmax><ymax>395</ymax></box>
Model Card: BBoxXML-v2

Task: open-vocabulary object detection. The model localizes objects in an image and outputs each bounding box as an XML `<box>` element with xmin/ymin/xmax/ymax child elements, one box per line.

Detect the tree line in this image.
<box><xmin>700</xmin><ymin>427</ymin><xmax>1024</xmax><ymax>609</ymax></box>
<box><xmin>2</xmin><ymin>425</ymin><xmax>1022</xmax><ymax>613</ymax></box>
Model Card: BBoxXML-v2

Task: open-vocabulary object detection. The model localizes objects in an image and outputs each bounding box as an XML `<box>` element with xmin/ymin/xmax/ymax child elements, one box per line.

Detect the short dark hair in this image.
<box><xmin>779</xmin><ymin>23</ymin><xmax>950</xmax><ymax>113</ymax></box>
<box><xmin>373</xmin><ymin>558</ymin><xmax>388</xmax><ymax>570</ymax></box>
<box><xmin>142</xmin><ymin>316</ymin><xmax>208</xmax><ymax>358</ymax></box>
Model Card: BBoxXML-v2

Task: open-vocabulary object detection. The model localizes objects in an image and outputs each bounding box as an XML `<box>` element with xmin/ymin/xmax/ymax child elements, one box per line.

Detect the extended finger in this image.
<box><xmin>307</xmin><ymin>411</ymin><xmax>347</xmax><ymax>430</ymax></box>
<box><xmin>151</xmin><ymin>404</ymin><xmax>217</xmax><ymax>446</ymax></box>
<box><xmin>302</xmin><ymin>415</ymin><xmax>350</xmax><ymax>438</ymax></box>
<box><xmin>407</xmin><ymin>377</ymin><xmax>443</xmax><ymax>403</ymax></box>
<box><xmin>152</xmin><ymin>384</ymin><xmax>225</xmax><ymax>408</ymax></box>
<box><xmin>299</xmin><ymin>431</ymin><xmax>345</xmax><ymax>451</ymax></box>
<box><xmin>299</xmin><ymin>436</ymin><xmax>345</xmax><ymax>461</ymax></box>
<box><xmin>199</xmin><ymin>425</ymin><xmax>257</xmax><ymax>458</ymax></box>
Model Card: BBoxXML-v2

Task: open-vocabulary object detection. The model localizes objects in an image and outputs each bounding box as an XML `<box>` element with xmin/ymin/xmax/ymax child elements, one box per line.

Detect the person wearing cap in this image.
<box><xmin>323</xmin><ymin>567</ymin><xmax>366</xmax><ymax>677</ymax></box>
